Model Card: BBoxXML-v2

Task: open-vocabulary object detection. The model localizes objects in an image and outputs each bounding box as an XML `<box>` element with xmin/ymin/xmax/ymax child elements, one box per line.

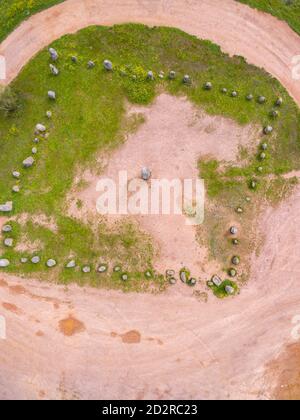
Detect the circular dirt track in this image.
<box><xmin>1</xmin><ymin>0</ymin><xmax>300</xmax><ymax>104</ymax></box>
<box><xmin>1</xmin><ymin>0</ymin><xmax>300</xmax><ymax>400</ymax></box>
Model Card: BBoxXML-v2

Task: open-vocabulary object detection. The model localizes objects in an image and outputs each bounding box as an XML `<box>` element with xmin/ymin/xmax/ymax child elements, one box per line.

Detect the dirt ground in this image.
<box><xmin>72</xmin><ymin>94</ymin><xmax>259</xmax><ymax>275</ymax></box>
<box><xmin>1</xmin><ymin>181</ymin><xmax>300</xmax><ymax>399</ymax></box>
<box><xmin>1</xmin><ymin>0</ymin><xmax>300</xmax><ymax>400</ymax></box>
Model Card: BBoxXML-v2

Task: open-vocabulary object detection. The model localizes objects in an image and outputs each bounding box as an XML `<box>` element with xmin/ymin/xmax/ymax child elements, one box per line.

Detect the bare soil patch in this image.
<box><xmin>59</xmin><ymin>316</ymin><xmax>86</xmax><ymax>337</ymax></box>
<box><xmin>2</xmin><ymin>302</ymin><xmax>22</xmax><ymax>314</ymax></box>
<box><xmin>266</xmin><ymin>343</ymin><xmax>300</xmax><ymax>400</ymax></box>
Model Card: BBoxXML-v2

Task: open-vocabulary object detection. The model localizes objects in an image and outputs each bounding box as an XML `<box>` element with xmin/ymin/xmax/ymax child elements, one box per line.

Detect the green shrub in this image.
<box><xmin>0</xmin><ymin>87</ymin><xmax>20</xmax><ymax>115</ymax></box>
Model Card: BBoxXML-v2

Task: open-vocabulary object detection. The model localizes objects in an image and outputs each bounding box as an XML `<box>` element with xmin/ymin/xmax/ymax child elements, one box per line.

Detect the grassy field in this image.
<box><xmin>237</xmin><ymin>0</ymin><xmax>300</xmax><ymax>35</ymax></box>
<box><xmin>0</xmin><ymin>0</ymin><xmax>64</xmax><ymax>43</ymax></box>
<box><xmin>0</xmin><ymin>24</ymin><xmax>299</xmax><ymax>292</ymax></box>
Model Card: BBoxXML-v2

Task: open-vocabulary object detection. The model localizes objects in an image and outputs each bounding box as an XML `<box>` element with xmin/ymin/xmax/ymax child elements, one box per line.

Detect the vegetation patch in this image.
<box><xmin>208</xmin><ymin>279</ymin><xmax>238</xmax><ymax>299</ymax></box>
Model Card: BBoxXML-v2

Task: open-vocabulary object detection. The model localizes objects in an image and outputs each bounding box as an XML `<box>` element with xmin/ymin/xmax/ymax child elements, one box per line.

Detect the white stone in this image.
<box><xmin>0</xmin><ymin>201</ymin><xmax>13</xmax><ymax>212</ymax></box>
<box><xmin>66</xmin><ymin>260</ymin><xmax>76</xmax><ymax>268</ymax></box>
<box><xmin>0</xmin><ymin>259</ymin><xmax>10</xmax><ymax>268</ymax></box>
<box><xmin>36</xmin><ymin>123</ymin><xmax>46</xmax><ymax>132</ymax></box>
<box><xmin>23</xmin><ymin>156</ymin><xmax>35</xmax><ymax>168</ymax></box>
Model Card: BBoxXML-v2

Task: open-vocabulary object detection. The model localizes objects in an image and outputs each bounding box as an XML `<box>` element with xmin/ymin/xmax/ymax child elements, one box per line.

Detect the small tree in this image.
<box><xmin>0</xmin><ymin>87</ymin><xmax>20</xmax><ymax>115</ymax></box>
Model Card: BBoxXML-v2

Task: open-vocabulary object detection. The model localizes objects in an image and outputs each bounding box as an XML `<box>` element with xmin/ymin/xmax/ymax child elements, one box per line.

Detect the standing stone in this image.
<box><xmin>46</xmin><ymin>259</ymin><xmax>57</xmax><ymax>268</ymax></box>
<box><xmin>103</xmin><ymin>60</ymin><xmax>113</xmax><ymax>71</ymax></box>
<box><xmin>141</xmin><ymin>167</ymin><xmax>151</xmax><ymax>181</ymax></box>
<box><xmin>71</xmin><ymin>56</ymin><xmax>78</xmax><ymax>63</ymax></box>
<box><xmin>23</xmin><ymin>156</ymin><xmax>35</xmax><ymax>168</ymax></box>
<box><xmin>12</xmin><ymin>185</ymin><xmax>20</xmax><ymax>193</ymax></box>
<box><xmin>4</xmin><ymin>238</ymin><xmax>13</xmax><ymax>247</ymax></box>
<box><xmin>20</xmin><ymin>258</ymin><xmax>28</xmax><ymax>264</ymax></box>
<box><xmin>204</xmin><ymin>82</ymin><xmax>212</xmax><ymax>90</ymax></box>
<box><xmin>48</xmin><ymin>91</ymin><xmax>56</xmax><ymax>100</ymax></box>
<box><xmin>264</xmin><ymin>125</ymin><xmax>273</xmax><ymax>135</ymax></box>
<box><xmin>121</xmin><ymin>273</ymin><xmax>128</xmax><ymax>281</ymax></box>
<box><xmin>49</xmin><ymin>64</ymin><xmax>59</xmax><ymax>76</ymax></box>
<box><xmin>189</xmin><ymin>278</ymin><xmax>197</xmax><ymax>286</ymax></box>
<box><xmin>46</xmin><ymin>111</ymin><xmax>52</xmax><ymax>119</ymax></box>
<box><xmin>276</xmin><ymin>97</ymin><xmax>283</xmax><ymax>106</ymax></box>
<box><xmin>261</xmin><ymin>143</ymin><xmax>268</xmax><ymax>151</ymax></box>
<box><xmin>169</xmin><ymin>277</ymin><xmax>177</xmax><ymax>285</ymax></box>
<box><xmin>180</xmin><ymin>270</ymin><xmax>188</xmax><ymax>283</ymax></box>
<box><xmin>212</xmin><ymin>275</ymin><xmax>222</xmax><ymax>287</ymax></box>
<box><xmin>183</xmin><ymin>75</ymin><xmax>191</xmax><ymax>84</ymax></box>
<box><xmin>246</xmin><ymin>94</ymin><xmax>254</xmax><ymax>101</ymax></box>
<box><xmin>32</xmin><ymin>147</ymin><xmax>37</xmax><ymax>154</ymax></box>
<box><xmin>87</xmin><ymin>61</ymin><xmax>95</xmax><ymax>69</ymax></box>
<box><xmin>232</xmin><ymin>256</ymin><xmax>240</xmax><ymax>265</ymax></box>
<box><xmin>31</xmin><ymin>256</ymin><xmax>40</xmax><ymax>264</ymax></box>
<box><xmin>230</xmin><ymin>226</ymin><xmax>238</xmax><ymax>235</ymax></box>
<box><xmin>0</xmin><ymin>259</ymin><xmax>10</xmax><ymax>268</ymax></box>
<box><xmin>147</xmin><ymin>71</ymin><xmax>154</xmax><ymax>80</ymax></box>
<box><xmin>36</xmin><ymin>123</ymin><xmax>46</xmax><ymax>133</ymax></box>
<box><xmin>228</xmin><ymin>268</ymin><xmax>237</xmax><ymax>278</ymax></box>
<box><xmin>4</xmin><ymin>237</ymin><xmax>13</xmax><ymax>247</ymax></box>
<box><xmin>169</xmin><ymin>71</ymin><xmax>176</xmax><ymax>80</ymax></box>
<box><xmin>225</xmin><ymin>285</ymin><xmax>235</xmax><ymax>295</ymax></box>
<box><xmin>49</xmin><ymin>48</ymin><xmax>58</xmax><ymax>61</ymax></box>
<box><xmin>82</xmin><ymin>266</ymin><xmax>91</xmax><ymax>273</ymax></box>
<box><xmin>12</xmin><ymin>171</ymin><xmax>20</xmax><ymax>179</ymax></box>
<box><xmin>231</xmin><ymin>91</ymin><xmax>238</xmax><ymax>97</ymax></box>
<box><xmin>270</xmin><ymin>109</ymin><xmax>279</xmax><ymax>118</ymax></box>
<box><xmin>2</xmin><ymin>225</ymin><xmax>12</xmax><ymax>233</ymax></box>
<box><xmin>166</xmin><ymin>269</ymin><xmax>175</xmax><ymax>277</ymax></box>
<box><xmin>66</xmin><ymin>260</ymin><xmax>76</xmax><ymax>268</ymax></box>
<box><xmin>258</xmin><ymin>96</ymin><xmax>266</xmax><ymax>104</ymax></box>
<box><xmin>260</xmin><ymin>152</ymin><xmax>266</xmax><ymax>160</ymax></box>
<box><xmin>98</xmin><ymin>265</ymin><xmax>108</xmax><ymax>273</ymax></box>
<box><xmin>221</xmin><ymin>88</ymin><xmax>227</xmax><ymax>94</ymax></box>
<box><xmin>113</xmin><ymin>265</ymin><xmax>121</xmax><ymax>272</ymax></box>
<box><xmin>0</xmin><ymin>202</ymin><xmax>13</xmax><ymax>212</ymax></box>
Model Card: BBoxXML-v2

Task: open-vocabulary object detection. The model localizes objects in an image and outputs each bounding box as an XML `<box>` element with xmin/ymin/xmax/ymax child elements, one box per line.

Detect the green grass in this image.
<box><xmin>237</xmin><ymin>0</ymin><xmax>300</xmax><ymax>36</ymax></box>
<box><xmin>0</xmin><ymin>0</ymin><xmax>64</xmax><ymax>43</ymax></box>
<box><xmin>0</xmin><ymin>23</ymin><xmax>300</xmax><ymax>291</ymax></box>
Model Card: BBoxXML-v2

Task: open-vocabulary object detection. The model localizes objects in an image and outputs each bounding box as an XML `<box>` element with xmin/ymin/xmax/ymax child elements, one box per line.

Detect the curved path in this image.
<box><xmin>1</xmin><ymin>0</ymin><xmax>300</xmax><ymax>104</ymax></box>
<box><xmin>1</xmin><ymin>0</ymin><xmax>300</xmax><ymax>400</ymax></box>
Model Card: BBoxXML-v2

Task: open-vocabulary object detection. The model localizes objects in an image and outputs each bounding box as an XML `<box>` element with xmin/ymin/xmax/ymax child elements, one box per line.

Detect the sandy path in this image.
<box><xmin>1</xmin><ymin>184</ymin><xmax>300</xmax><ymax>399</ymax></box>
<box><xmin>0</xmin><ymin>0</ymin><xmax>300</xmax><ymax>104</ymax></box>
